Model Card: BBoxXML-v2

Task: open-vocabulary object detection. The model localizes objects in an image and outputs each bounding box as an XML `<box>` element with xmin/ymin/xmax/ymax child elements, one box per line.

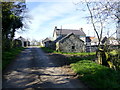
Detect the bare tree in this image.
<box><xmin>76</xmin><ymin>0</ymin><xmax>120</xmax><ymax>69</ymax></box>
<box><xmin>85</xmin><ymin>0</ymin><xmax>120</xmax><ymax>69</ymax></box>
<box><xmin>84</xmin><ymin>0</ymin><xmax>120</xmax><ymax>44</ymax></box>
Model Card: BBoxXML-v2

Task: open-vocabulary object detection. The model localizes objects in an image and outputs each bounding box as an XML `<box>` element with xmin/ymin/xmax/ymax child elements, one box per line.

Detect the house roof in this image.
<box><xmin>91</xmin><ymin>37</ymin><xmax>108</xmax><ymax>43</ymax></box>
<box><xmin>17</xmin><ymin>36</ymin><xmax>26</xmax><ymax>41</ymax></box>
<box><xmin>54</xmin><ymin>28</ymin><xmax>86</xmax><ymax>36</ymax></box>
<box><xmin>53</xmin><ymin>35</ymin><xmax>65</xmax><ymax>43</ymax></box>
<box><xmin>42</xmin><ymin>38</ymin><xmax>51</xmax><ymax>43</ymax></box>
<box><xmin>58</xmin><ymin>33</ymin><xmax>84</xmax><ymax>43</ymax></box>
<box><xmin>108</xmin><ymin>37</ymin><xmax>116</xmax><ymax>40</ymax></box>
<box><xmin>86</xmin><ymin>36</ymin><xmax>95</xmax><ymax>42</ymax></box>
<box><xmin>91</xmin><ymin>37</ymin><xmax>100</xmax><ymax>43</ymax></box>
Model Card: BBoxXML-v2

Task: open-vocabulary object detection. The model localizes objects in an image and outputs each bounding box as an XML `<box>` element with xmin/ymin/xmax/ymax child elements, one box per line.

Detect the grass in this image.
<box><xmin>41</xmin><ymin>46</ymin><xmax>96</xmax><ymax>63</ymax></box>
<box><xmin>71</xmin><ymin>60</ymin><xmax>120</xmax><ymax>88</ymax></box>
<box><xmin>41</xmin><ymin>47</ymin><xmax>96</xmax><ymax>55</ymax></box>
<box><xmin>41</xmin><ymin>47</ymin><xmax>56</xmax><ymax>53</ymax></box>
<box><xmin>41</xmin><ymin>47</ymin><xmax>120</xmax><ymax>88</ymax></box>
<box><xmin>2</xmin><ymin>47</ymin><xmax>24</xmax><ymax>70</ymax></box>
<box><xmin>68</xmin><ymin>55</ymin><xmax>95</xmax><ymax>64</ymax></box>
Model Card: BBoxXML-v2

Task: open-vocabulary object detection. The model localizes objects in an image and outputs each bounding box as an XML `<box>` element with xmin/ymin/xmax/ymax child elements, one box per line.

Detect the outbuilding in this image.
<box><xmin>56</xmin><ymin>33</ymin><xmax>85</xmax><ymax>52</ymax></box>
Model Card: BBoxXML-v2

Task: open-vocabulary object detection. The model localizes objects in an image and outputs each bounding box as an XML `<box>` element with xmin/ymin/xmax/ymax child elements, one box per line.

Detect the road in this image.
<box><xmin>2</xmin><ymin>46</ymin><xmax>88</xmax><ymax>89</ymax></box>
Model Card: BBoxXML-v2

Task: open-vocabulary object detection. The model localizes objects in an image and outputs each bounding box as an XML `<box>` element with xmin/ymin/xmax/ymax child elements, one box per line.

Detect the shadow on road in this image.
<box><xmin>2</xmin><ymin>47</ymin><xmax>88</xmax><ymax>89</ymax></box>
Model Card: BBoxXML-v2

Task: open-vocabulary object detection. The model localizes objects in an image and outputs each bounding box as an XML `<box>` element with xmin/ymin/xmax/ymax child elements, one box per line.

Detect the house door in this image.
<box><xmin>24</xmin><ymin>42</ymin><xmax>27</xmax><ymax>47</ymax></box>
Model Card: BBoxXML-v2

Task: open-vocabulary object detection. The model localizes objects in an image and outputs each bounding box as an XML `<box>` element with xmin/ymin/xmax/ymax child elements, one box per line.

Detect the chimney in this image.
<box><xmin>55</xmin><ymin>26</ymin><xmax>57</xmax><ymax>30</ymax></box>
<box><xmin>60</xmin><ymin>25</ymin><xmax>62</xmax><ymax>35</ymax></box>
<box><xmin>80</xmin><ymin>28</ymin><xmax>83</xmax><ymax>31</ymax></box>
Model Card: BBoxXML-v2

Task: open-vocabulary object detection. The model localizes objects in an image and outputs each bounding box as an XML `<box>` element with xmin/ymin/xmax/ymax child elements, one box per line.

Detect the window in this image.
<box><xmin>72</xmin><ymin>46</ymin><xmax>75</xmax><ymax>49</ymax></box>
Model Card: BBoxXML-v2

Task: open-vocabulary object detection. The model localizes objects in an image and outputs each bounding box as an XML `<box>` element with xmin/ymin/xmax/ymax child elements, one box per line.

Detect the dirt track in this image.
<box><xmin>2</xmin><ymin>46</ymin><xmax>89</xmax><ymax>89</ymax></box>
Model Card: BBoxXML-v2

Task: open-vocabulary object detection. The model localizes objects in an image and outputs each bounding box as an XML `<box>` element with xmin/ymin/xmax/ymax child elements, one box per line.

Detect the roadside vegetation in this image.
<box><xmin>71</xmin><ymin>60</ymin><xmax>120</xmax><ymax>88</ymax></box>
<box><xmin>2</xmin><ymin>47</ymin><xmax>24</xmax><ymax>70</ymax></box>
<box><xmin>41</xmin><ymin>47</ymin><xmax>95</xmax><ymax>55</ymax></box>
<box><xmin>41</xmin><ymin>47</ymin><xmax>120</xmax><ymax>88</ymax></box>
<box><xmin>2</xmin><ymin>2</ymin><xmax>28</xmax><ymax>70</ymax></box>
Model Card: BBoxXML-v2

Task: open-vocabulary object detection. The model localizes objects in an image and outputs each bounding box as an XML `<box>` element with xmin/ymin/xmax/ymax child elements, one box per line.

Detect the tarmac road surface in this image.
<box><xmin>2</xmin><ymin>46</ymin><xmax>89</xmax><ymax>89</ymax></box>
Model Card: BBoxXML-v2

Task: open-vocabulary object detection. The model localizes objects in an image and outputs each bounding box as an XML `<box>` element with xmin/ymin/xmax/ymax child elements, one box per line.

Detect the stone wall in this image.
<box><xmin>57</xmin><ymin>34</ymin><xmax>85</xmax><ymax>52</ymax></box>
<box><xmin>86</xmin><ymin>45</ymin><xmax>120</xmax><ymax>52</ymax></box>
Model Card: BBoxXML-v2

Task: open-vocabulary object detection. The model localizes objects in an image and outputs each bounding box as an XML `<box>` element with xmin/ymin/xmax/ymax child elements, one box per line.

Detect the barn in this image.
<box><xmin>56</xmin><ymin>33</ymin><xmax>85</xmax><ymax>52</ymax></box>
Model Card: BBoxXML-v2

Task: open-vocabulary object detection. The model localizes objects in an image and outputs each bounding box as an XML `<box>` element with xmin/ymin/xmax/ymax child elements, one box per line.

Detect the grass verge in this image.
<box><xmin>41</xmin><ymin>47</ymin><xmax>95</xmax><ymax>55</ymax></box>
<box><xmin>71</xmin><ymin>60</ymin><xmax>120</xmax><ymax>88</ymax></box>
<box><xmin>2</xmin><ymin>47</ymin><xmax>24</xmax><ymax>70</ymax></box>
<box><xmin>68</xmin><ymin>55</ymin><xmax>95</xmax><ymax>64</ymax></box>
<box><xmin>41</xmin><ymin>47</ymin><xmax>120</xmax><ymax>88</ymax></box>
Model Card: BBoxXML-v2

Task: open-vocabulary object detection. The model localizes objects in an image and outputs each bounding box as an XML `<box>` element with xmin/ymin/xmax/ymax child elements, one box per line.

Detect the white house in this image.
<box><xmin>53</xmin><ymin>26</ymin><xmax>86</xmax><ymax>42</ymax></box>
<box><xmin>17</xmin><ymin>36</ymin><xmax>30</xmax><ymax>47</ymax></box>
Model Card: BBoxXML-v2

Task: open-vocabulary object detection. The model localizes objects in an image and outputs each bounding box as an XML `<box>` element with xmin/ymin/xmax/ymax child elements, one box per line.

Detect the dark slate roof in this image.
<box><xmin>55</xmin><ymin>29</ymin><xmax>86</xmax><ymax>36</ymax></box>
<box><xmin>58</xmin><ymin>33</ymin><xmax>84</xmax><ymax>43</ymax></box>
<box><xmin>101</xmin><ymin>37</ymin><xmax>107</xmax><ymax>43</ymax></box>
<box><xmin>53</xmin><ymin>35</ymin><xmax>65</xmax><ymax>43</ymax></box>
<box><xmin>42</xmin><ymin>38</ymin><xmax>51</xmax><ymax>43</ymax></box>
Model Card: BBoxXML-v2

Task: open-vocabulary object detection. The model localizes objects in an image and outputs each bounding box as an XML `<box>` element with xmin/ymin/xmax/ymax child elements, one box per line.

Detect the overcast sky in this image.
<box><xmin>15</xmin><ymin>0</ymin><xmax>116</xmax><ymax>41</ymax></box>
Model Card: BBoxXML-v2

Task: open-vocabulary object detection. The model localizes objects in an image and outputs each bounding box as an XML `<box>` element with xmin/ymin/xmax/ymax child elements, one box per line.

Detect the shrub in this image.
<box><xmin>2</xmin><ymin>47</ymin><xmax>24</xmax><ymax>70</ymax></box>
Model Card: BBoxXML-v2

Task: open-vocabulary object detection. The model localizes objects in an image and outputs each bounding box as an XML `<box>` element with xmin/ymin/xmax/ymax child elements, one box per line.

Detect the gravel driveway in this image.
<box><xmin>2</xmin><ymin>46</ymin><xmax>89</xmax><ymax>89</ymax></box>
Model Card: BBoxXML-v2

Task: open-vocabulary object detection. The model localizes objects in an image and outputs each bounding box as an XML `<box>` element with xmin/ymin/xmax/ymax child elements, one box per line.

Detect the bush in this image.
<box><xmin>2</xmin><ymin>47</ymin><xmax>24</xmax><ymax>70</ymax></box>
<box><xmin>96</xmin><ymin>48</ymin><xmax>120</xmax><ymax>70</ymax></box>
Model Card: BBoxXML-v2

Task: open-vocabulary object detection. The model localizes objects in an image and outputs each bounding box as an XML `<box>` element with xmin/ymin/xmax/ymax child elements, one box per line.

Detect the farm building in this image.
<box><xmin>52</xmin><ymin>26</ymin><xmax>86</xmax><ymax>52</ymax></box>
<box><xmin>43</xmin><ymin>26</ymin><xmax>86</xmax><ymax>52</ymax></box>
<box><xmin>42</xmin><ymin>38</ymin><xmax>55</xmax><ymax>49</ymax></box>
<box><xmin>17</xmin><ymin>36</ymin><xmax>30</xmax><ymax>47</ymax></box>
<box><xmin>53</xmin><ymin>26</ymin><xmax>86</xmax><ymax>42</ymax></box>
<box><xmin>56</xmin><ymin>33</ymin><xmax>85</xmax><ymax>52</ymax></box>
